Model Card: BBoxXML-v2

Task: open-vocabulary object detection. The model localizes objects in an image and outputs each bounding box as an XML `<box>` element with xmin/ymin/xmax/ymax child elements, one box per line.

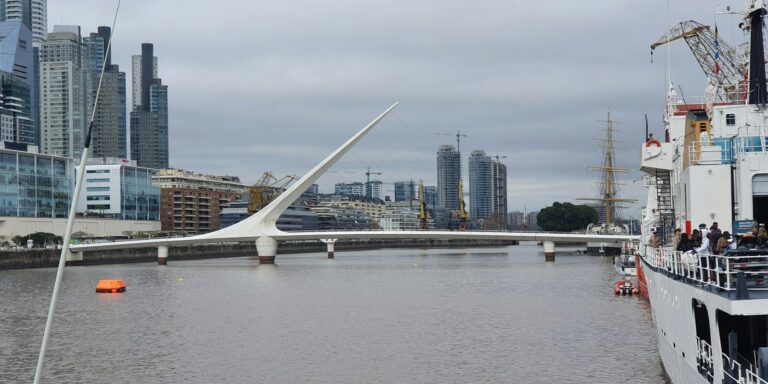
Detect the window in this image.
<box><xmin>87</xmin><ymin>195</ymin><xmax>110</xmax><ymax>201</ymax></box>
<box><xmin>726</xmin><ymin>114</ymin><xmax>736</xmax><ymax>126</ymax></box>
<box><xmin>86</xmin><ymin>169</ymin><xmax>109</xmax><ymax>174</ymax></box>
<box><xmin>86</xmin><ymin>186</ymin><xmax>109</xmax><ymax>192</ymax></box>
<box><xmin>87</xmin><ymin>178</ymin><xmax>110</xmax><ymax>183</ymax></box>
<box><xmin>87</xmin><ymin>204</ymin><xmax>110</xmax><ymax>210</ymax></box>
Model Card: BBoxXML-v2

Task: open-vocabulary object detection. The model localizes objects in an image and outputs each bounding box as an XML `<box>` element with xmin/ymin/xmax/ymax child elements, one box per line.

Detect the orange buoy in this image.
<box><xmin>96</xmin><ymin>279</ymin><xmax>126</xmax><ymax>293</ymax></box>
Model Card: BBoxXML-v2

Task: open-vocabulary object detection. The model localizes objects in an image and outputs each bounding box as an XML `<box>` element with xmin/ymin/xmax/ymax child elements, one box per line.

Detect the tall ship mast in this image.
<box><xmin>580</xmin><ymin>113</ymin><xmax>635</xmax><ymax>255</ymax></box>
<box><xmin>637</xmin><ymin>2</ymin><xmax>768</xmax><ymax>383</ymax></box>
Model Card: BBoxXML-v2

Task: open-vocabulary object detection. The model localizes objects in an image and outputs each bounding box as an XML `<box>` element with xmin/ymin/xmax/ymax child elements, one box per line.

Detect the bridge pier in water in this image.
<box><xmin>256</xmin><ymin>237</ymin><xmax>277</xmax><ymax>264</ymax></box>
<box><xmin>158</xmin><ymin>245</ymin><xmax>168</xmax><ymax>265</ymax></box>
<box><xmin>543</xmin><ymin>241</ymin><xmax>555</xmax><ymax>262</ymax></box>
<box><xmin>320</xmin><ymin>238</ymin><xmax>338</xmax><ymax>259</ymax></box>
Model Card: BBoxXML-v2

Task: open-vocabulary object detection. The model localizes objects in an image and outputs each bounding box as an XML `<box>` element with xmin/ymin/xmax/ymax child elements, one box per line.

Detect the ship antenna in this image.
<box><xmin>33</xmin><ymin>1</ymin><xmax>123</xmax><ymax>383</ymax></box>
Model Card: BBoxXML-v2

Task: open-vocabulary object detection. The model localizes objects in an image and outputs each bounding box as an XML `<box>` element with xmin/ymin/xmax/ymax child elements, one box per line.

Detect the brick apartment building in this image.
<box><xmin>152</xmin><ymin>169</ymin><xmax>247</xmax><ymax>234</ymax></box>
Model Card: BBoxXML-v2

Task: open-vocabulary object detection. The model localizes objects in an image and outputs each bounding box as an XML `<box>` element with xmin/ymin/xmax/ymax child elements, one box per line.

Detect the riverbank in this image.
<box><xmin>0</xmin><ymin>238</ymin><xmax>518</xmax><ymax>270</ymax></box>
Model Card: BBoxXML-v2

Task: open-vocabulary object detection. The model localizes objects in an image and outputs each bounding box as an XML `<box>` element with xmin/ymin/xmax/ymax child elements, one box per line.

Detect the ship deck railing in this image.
<box><xmin>686</xmin><ymin>131</ymin><xmax>768</xmax><ymax>166</ymax></box>
<box><xmin>697</xmin><ymin>337</ymin><xmax>768</xmax><ymax>384</ymax></box>
<box><xmin>644</xmin><ymin>246</ymin><xmax>768</xmax><ymax>294</ymax></box>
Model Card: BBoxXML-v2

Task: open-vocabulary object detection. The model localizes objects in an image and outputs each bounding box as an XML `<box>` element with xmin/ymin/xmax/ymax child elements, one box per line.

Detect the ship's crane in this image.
<box><xmin>248</xmin><ymin>172</ymin><xmax>299</xmax><ymax>214</ymax></box>
<box><xmin>418</xmin><ymin>179</ymin><xmax>429</xmax><ymax>230</ymax></box>
<box><xmin>651</xmin><ymin>20</ymin><xmax>745</xmax><ymax>97</ymax></box>
<box><xmin>458</xmin><ymin>177</ymin><xmax>469</xmax><ymax>231</ymax></box>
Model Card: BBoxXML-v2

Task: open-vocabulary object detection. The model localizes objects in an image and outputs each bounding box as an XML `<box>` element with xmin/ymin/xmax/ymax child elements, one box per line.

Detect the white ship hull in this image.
<box><xmin>639</xmin><ymin>256</ymin><xmax>710</xmax><ymax>384</ymax></box>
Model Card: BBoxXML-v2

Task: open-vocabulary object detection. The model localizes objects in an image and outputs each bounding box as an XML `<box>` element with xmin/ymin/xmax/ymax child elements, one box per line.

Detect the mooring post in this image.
<box><xmin>320</xmin><ymin>238</ymin><xmax>338</xmax><ymax>259</ymax></box>
<box><xmin>543</xmin><ymin>241</ymin><xmax>556</xmax><ymax>262</ymax></box>
<box><xmin>256</xmin><ymin>237</ymin><xmax>277</xmax><ymax>264</ymax></box>
<box><xmin>158</xmin><ymin>245</ymin><xmax>168</xmax><ymax>265</ymax></box>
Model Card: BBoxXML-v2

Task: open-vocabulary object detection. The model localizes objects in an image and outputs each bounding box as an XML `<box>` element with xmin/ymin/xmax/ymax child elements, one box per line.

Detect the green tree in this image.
<box><xmin>12</xmin><ymin>232</ymin><xmax>63</xmax><ymax>248</ymax></box>
<box><xmin>537</xmin><ymin>202</ymin><xmax>597</xmax><ymax>232</ymax></box>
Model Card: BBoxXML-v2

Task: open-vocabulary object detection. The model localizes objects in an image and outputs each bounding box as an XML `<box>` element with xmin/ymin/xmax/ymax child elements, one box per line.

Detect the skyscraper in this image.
<box><xmin>0</xmin><ymin>0</ymin><xmax>45</xmax><ymax>147</ymax></box>
<box><xmin>469</xmin><ymin>149</ymin><xmax>508</xmax><ymax>224</ymax></box>
<box><xmin>1</xmin><ymin>0</ymin><xmax>46</xmax><ymax>45</ymax></box>
<box><xmin>130</xmin><ymin>43</ymin><xmax>168</xmax><ymax>169</ymax></box>
<box><xmin>0</xmin><ymin>20</ymin><xmax>34</xmax><ymax>146</ymax></box>
<box><xmin>492</xmin><ymin>159</ymin><xmax>508</xmax><ymax>221</ymax></box>
<box><xmin>39</xmin><ymin>26</ymin><xmax>87</xmax><ymax>158</ymax></box>
<box><xmin>84</xmin><ymin>26</ymin><xmax>127</xmax><ymax>159</ymax></box>
<box><xmin>469</xmin><ymin>150</ymin><xmax>493</xmax><ymax>221</ymax></box>
<box><xmin>436</xmin><ymin>144</ymin><xmax>460</xmax><ymax>211</ymax></box>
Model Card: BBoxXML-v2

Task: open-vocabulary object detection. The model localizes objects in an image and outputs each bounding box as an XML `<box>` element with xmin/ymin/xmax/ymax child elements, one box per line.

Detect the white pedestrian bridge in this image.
<box><xmin>68</xmin><ymin>102</ymin><xmax>638</xmax><ymax>263</ymax></box>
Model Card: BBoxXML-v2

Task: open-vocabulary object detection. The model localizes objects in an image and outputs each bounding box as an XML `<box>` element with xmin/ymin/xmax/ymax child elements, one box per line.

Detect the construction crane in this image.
<box><xmin>364</xmin><ymin>166</ymin><xmax>382</xmax><ymax>198</ymax></box>
<box><xmin>458</xmin><ymin>177</ymin><xmax>469</xmax><ymax>231</ymax></box>
<box><xmin>418</xmin><ymin>179</ymin><xmax>429</xmax><ymax>230</ymax></box>
<box><xmin>248</xmin><ymin>172</ymin><xmax>299</xmax><ymax>214</ymax></box>
<box><xmin>650</xmin><ymin>20</ymin><xmax>745</xmax><ymax>97</ymax></box>
<box><xmin>433</xmin><ymin>130</ymin><xmax>468</xmax><ymax>153</ymax></box>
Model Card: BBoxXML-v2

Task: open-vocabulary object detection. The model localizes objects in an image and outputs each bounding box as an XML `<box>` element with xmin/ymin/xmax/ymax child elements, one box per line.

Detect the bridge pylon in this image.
<box><xmin>543</xmin><ymin>241</ymin><xmax>555</xmax><ymax>262</ymax></box>
<box><xmin>320</xmin><ymin>239</ymin><xmax>338</xmax><ymax>259</ymax></box>
<box><xmin>158</xmin><ymin>245</ymin><xmax>168</xmax><ymax>265</ymax></box>
<box><xmin>256</xmin><ymin>237</ymin><xmax>278</xmax><ymax>264</ymax></box>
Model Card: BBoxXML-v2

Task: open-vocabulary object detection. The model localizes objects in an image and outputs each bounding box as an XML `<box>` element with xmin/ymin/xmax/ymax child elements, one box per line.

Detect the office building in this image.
<box><xmin>220</xmin><ymin>198</ymin><xmax>319</xmax><ymax>231</ymax></box>
<box><xmin>436</xmin><ymin>144</ymin><xmax>460</xmax><ymax>211</ymax></box>
<box><xmin>39</xmin><ymin>26</ymin><xmax>87</xmax><ymax>158</ymax></box>
<box><xmin>152</xmin><ymin>168</ymin><xmax>246</xmax><ymax>233</ymax></box>
<box><xmin>0</xmin><ymin>145</ymin><xmax>70</xmax><ymax>218</ymax></box>
<box><xmin>365</xmin><ymin>180</ymin><xmax>382</xmax><ymax>200</ymax></box>
<box><xmin>424</xmin><ymin>185</ymin><xmax>437</xmax><ymax>207</ymax></box>
<box><xmin>334</xmin><ymin>181</ymin><xmax>365</xmax><ymax>197</ymax></box>
<box><xmin>74</xmin><ymin>158</ymin><xmax>160</xmax><ymax>221</ymax></box>
<box><xmin>84</xmin><ymin>26</ymin><xmax>127</xmax><ymax>159</ymax></box>
<box><xmin>130</xmin><ymin>43</ymin><xmax>168</xmax><ymax>169</ymax></box>
<box><xmin>0</xmin><ymin>21</ymin><xmax>33</xmax><ymax>146</ymax></box>
<box><xmin>394</xmin><ymin>180</ymin><xmax>416</xmax><ymax>202</ymax></box>
<box><xmin>492</xmin><ymin>159</ymin><xmax>508</xmax><ymax>222</ymax></box>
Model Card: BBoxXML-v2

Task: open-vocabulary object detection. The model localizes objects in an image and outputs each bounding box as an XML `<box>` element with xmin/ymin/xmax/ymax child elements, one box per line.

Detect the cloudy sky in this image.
<box><xmin>50</xmin><ymin>0</ymin><xmax>743</xmax><ymax>215</ymax></box>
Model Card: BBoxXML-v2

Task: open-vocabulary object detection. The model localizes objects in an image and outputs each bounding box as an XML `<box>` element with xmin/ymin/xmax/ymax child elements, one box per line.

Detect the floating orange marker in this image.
<box><xmin>95</xmin><ymin>279</ymin><xmax>126</xmax><ymax>293</ymax></box>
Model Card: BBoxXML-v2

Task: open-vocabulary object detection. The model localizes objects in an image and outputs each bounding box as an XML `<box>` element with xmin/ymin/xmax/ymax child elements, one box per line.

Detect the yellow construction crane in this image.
<box><xmin>458</xmin><ymin>177</ymin><xmax>469</xmax><ymax>231</ymax></box>
<box><xmin>248</xmin><ymin>172</ymin><xmax>299</xmax><ymax>214</ymax></box>
<box><xmin>418</xmin><ymin>180</ymin><xmax>429</xmax><ymax>230</ymax></box>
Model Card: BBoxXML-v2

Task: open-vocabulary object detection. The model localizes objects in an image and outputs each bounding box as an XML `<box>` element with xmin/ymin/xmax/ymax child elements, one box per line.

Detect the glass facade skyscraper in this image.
<box><xmin>130</xmin><ymin>43</ymin><xmax>168</xmax><ymax>169</ymax></box>
<box><xmin>469</xmin><ymin>150</ymin><xmax>493</xmax><ymax>221</ymax></box>
<box><xmin>436</xmin><ymin>144</ymin><xmax>460</xmax><ymax>211</ymax></box>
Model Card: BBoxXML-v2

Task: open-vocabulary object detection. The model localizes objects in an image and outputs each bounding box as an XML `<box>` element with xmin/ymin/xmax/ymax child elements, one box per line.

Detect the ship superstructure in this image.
<box><xmin>639</xmin><ymin>2</ymin><xmax>768</xmax><ymax>383</ymax></box>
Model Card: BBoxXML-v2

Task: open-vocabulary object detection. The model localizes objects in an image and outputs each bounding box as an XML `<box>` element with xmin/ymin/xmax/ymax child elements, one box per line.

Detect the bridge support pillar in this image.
<box><xmin>158</xmin><ymin>245</ymin><xmax>168</xmax><ymax>265</ymax></box>
<box><xmin>256</xmin><ymin>237</ymin><xmax>277</xmax><ymax>264</ymax></box>
<box><xmin>543</xmin><ymin>241</ymin><xmax>555</xmax><ymax>262</ymax></box>
<box><xmin>320</xmin><ymin>238</ymin><xmax>338</xmax><ymax>259</ymax></box>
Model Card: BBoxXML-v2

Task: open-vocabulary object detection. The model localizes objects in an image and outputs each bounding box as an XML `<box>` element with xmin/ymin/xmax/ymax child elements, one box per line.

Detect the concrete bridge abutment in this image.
<box><xmin>543</xmin><ymin>241</ymin><xmax>555</xmax><ymax>262</ymax></box>
<box><xmin>256</xmin><ymin>237</ymin><xmax>277</xmax><ymax>264</ymax></box>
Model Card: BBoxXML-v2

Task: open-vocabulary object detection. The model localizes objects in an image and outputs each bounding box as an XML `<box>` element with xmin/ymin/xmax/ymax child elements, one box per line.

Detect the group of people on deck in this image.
<box><xmin>649</xmin><ymin>222</ymin><xmax>768</xmax><ymax>255</ymax></box>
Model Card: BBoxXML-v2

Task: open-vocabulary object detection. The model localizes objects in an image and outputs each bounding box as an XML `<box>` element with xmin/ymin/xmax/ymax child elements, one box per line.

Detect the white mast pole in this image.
<box><xmin>33</xmin><ymin>1</ymin><xmax>122</xmax><ymax>382</ymax></box>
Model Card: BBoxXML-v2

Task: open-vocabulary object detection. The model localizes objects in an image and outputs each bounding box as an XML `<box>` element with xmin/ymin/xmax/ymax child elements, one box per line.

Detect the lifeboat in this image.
<box><xmin>614</xmin><ymin>279</ymin><xmax>638</xmax><ymax>296</ymax></box>
<box><xmin>95</xmin><ymin>279</ymin><xmax>126</xmax><ymax>293</ymax></box>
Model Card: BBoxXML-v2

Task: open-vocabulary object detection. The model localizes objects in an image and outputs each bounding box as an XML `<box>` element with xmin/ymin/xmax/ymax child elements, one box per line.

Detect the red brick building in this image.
<box><xmin>153</xmin><ymin>169</ymin><xmax>247</xmax><ymax>234</ymax></box>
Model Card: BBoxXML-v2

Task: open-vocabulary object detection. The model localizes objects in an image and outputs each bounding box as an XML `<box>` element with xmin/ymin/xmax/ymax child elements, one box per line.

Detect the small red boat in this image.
<box><xmin>614</xmin><ymin>279</ymin><xmax>638</xmax><ymax>296</ymax></box>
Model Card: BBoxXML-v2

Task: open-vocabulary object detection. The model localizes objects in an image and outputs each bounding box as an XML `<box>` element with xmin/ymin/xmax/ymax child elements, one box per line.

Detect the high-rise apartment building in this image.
<box><xmin>436</xmin><ymin>144</ymin><xmax>460</xmax><ymax>211</ymax></box>
<box><xmin>469</xmin><ymin>150</ymin><xmax>493</xmax><ymax>221</ymax></box>
<box><xmin>0</xmin><ymin>21</ymin><xmax>33</xmax><ymax>146</ymax></box>
<box><xmin>130</xmin><ymin>43</ymin><xmax>168</xmax><ymax>169</ymax></box>
<box><xmin>334</xmin><ymin>182</ymin><xmax>365</xmax><ymax>197</ymax></box>
<box><xmin>394</xmin><ymin>180</ymin><xmax>416</xmax><ymax>202</ymax></box>
<box><xmin>84</xmin><ymin>27</ymin><xmax>127</xmax><ymax>159</ymax></box>
<box><xmin>365</xmin><ymin>180</ymin><xmax>383</xmax><ymax>200</ymax></box>
<box><xmin>131</xmin><ymin>50</ymin><xmax>156</xmax><ymax>110</ymax></box>
<box><xmin>39</xmin><ymin>26</ymin><xmax>87</xmax><ymax>159</ymax></box>
<box><xmin>469</xmin><ymin>149</ymin><xmax>508</xmax><ymax>223</ymax></box>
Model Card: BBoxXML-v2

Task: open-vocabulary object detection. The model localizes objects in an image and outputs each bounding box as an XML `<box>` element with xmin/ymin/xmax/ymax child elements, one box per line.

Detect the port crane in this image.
<box><xmin>248</xmin><ymin>172</ymin><xmax>299</xmax><ymax>214</ymax></box>
<box><xmin>651</xmin><ymin>20</ymin><xmax>745</xmax><ymax>98</ymax></box>
<box><xmin>418</xmin><ymin>180</ymin><xmax>429</xmax><ymax>230</ymax></box>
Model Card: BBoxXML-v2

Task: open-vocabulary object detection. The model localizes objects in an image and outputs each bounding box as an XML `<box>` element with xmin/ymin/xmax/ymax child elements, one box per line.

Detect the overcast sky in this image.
<box><xmin>49</xmin><ymin>0</ymin><xmax>745</xmax><ymax>216</ymax></box>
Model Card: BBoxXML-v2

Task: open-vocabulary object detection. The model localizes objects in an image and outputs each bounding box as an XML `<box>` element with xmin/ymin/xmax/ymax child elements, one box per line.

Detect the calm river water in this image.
<box><xmin>1</xmin><ymin>243</ymin><xmax>666</xmax><ymax>383</ymax></box>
